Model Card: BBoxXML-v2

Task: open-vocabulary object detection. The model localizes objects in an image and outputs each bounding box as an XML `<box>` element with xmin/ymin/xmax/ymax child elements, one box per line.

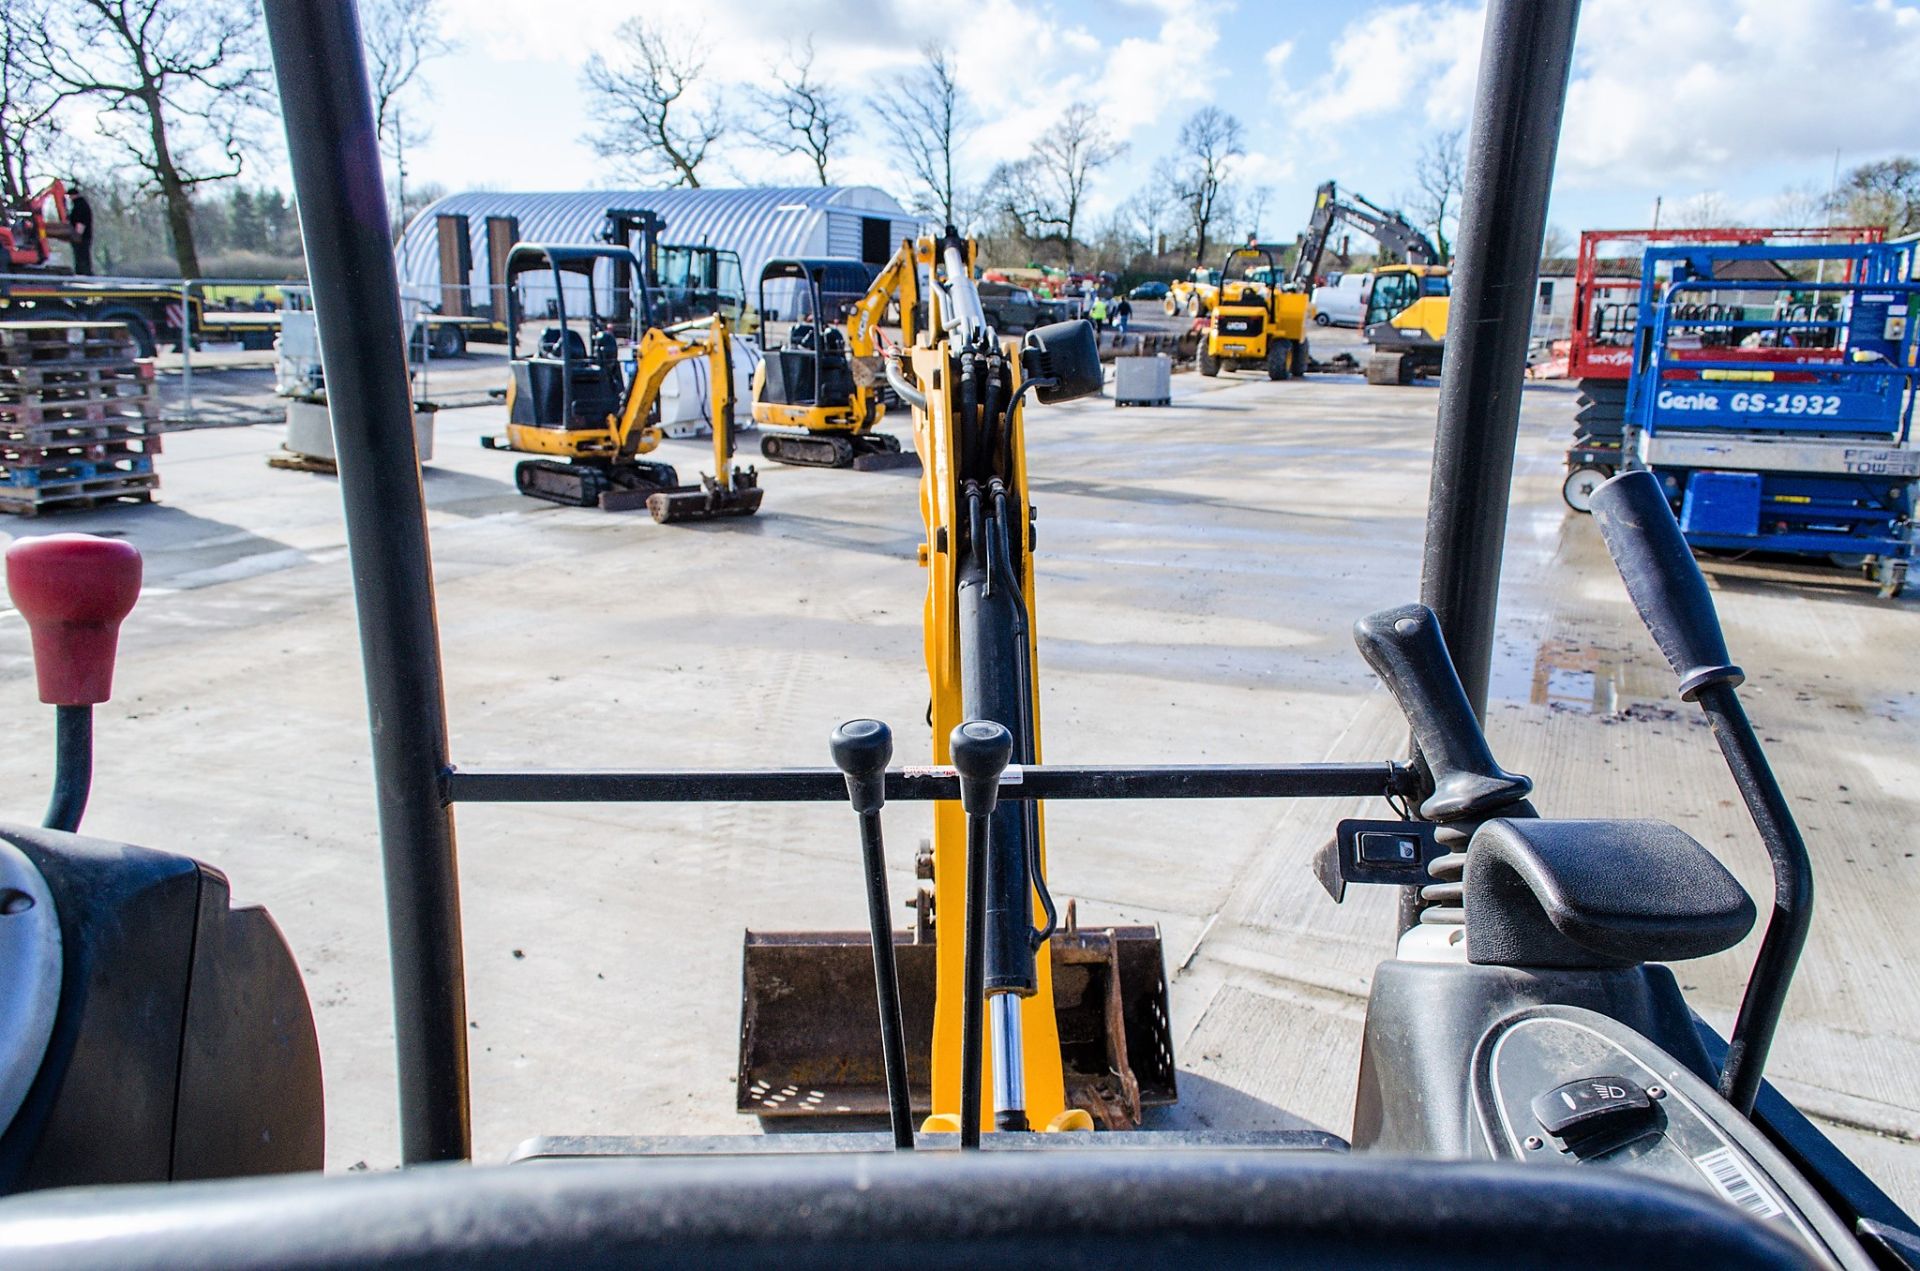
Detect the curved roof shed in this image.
<box><xmin>394</xmin><ymin>186</ymin><xmax>921</xmax><ymax>315</ymax></box>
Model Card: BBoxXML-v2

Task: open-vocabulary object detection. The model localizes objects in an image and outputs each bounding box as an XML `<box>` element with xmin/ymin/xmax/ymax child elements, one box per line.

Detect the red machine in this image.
<box><xmin>1</xmin><ymin>179</ymin><xmax>75</xmax><ymax>273</ymax></box>
<box><xmin>1567</xmin><ymin>224</ymin><xmax>1885</xmax><ymax>381</ymax></box>
<box><xmin>1559</xmin><ymin>224</ymin><xmax>1887</xmax><ymax>511</ymax></box>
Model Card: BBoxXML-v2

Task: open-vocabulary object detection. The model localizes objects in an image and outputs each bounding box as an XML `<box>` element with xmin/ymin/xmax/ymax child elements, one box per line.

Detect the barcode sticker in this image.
<box><xmin>900</xmin><ymin>765</ymin><xmax>1024</xmax><ymax>785</ymax></box>
<box><xmin>1694</xmin><ymin>1147</ymin><xmax>1785</xmax><ymax>1220</ymax></box>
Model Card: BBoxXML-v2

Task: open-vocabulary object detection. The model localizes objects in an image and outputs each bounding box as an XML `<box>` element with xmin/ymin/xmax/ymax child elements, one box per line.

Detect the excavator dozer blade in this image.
<box><xmin>736</xmin><ymin>924</ymin><xmax>1175</xmax><ymax>1125</ymax></box>
<box><xmin>849</xmin><ymin>450</ymin><xmax>922</xmax><ymax>473</ymax></box>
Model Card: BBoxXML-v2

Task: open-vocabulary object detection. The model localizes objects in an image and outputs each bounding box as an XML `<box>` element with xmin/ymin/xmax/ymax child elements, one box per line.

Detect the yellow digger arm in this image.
<box><xmin>847</xmin><ymin>239</ymin><xmax>924</xmax><ymax>359</ymax></box>
<box><xmin>901</xmin><ymin>234</ymin><xmax>1072</xmax><ymax>1137</ymax></box>
<box><xmin>707</xmin><ymin>315</ymin><xmax>736</xmax><ymax>477</ymax></box>
<box><xmin>615</xmin><ymin>323</ymin><xmax>722</xmax><ymax>458</ymax></box>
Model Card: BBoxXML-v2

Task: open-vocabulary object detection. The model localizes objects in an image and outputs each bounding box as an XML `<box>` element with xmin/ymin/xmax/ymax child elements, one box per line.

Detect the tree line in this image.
<box><xmin>0</xmin><ymin>0</ymin><xmax>451</xmax><ymax>278</ymax></box>
<box><xmin>4</xmin><ymin>3</ymin><xmax>1917</xmax><ymax>283</ymax></box>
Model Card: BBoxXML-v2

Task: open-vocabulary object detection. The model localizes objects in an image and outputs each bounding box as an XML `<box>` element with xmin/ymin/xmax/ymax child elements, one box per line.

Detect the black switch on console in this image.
<box><xmin>1357</xmin><ymin>830</ymin><xmax>1423</xmax><ymax>864</ymax></box>
<box><xmin>1532</xmin><ymin>1075</ymin><xmax>1655</xmax><ymax>1145</ymax></box>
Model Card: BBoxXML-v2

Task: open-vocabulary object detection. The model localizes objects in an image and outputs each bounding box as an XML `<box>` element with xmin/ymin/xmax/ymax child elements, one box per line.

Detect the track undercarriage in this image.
<box><xmin>513</xmin><ymin>458</ymin><xmax>680</xmax><ymax>510</ymax></box>
<box><xmin>760</xmin><ymin>429</ymin><xmax>919</xmax><ymax>472</ymax></box>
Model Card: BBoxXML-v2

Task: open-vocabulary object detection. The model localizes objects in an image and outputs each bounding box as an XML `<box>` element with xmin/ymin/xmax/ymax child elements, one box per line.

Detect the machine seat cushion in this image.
<box><xmin>537</xmin><ymin>327</ymin><xmax>589</xmax><ymax>362</ymax></box>
<box><xmin>1465</xmin><ymin>819</ymin><xmax>1755</xmax><ymax>969</ymax></box>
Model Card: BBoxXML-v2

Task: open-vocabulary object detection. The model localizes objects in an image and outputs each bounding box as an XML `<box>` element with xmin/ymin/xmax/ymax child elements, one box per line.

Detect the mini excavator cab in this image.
<box><xmin>499</xmin><ymin>243</ymin><xmax>630</xmax><ymax>430</ymax></box>
<box><xmin>483</xmin><ymin>241</ymin><xmax>760</xmax><ymax>519</ymax></box>
<box><xmin>750</xmin><ymin>247</ymin><xmax>923</xmax><ymax>470</ymax></box>
<box><xmin>3</xmin><ymin>4</ymin><xmax>1918</xmax><ymax>1268</ymax></box>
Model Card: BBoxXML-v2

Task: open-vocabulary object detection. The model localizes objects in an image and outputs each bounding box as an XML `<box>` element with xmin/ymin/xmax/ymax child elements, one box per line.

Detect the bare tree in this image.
<box><xmin>1163</xmin><ymin>106</ymin><xmax>1243</xmax><ymax>265</ymax></box>
<box><xmin>361</xmin><ymin>0</ymin><xmax>456</xmax><ymax>229</ymax></box>
<box><xmin>1120</xmin><ymin>186</ymin><xmax>1170</xmax><ymax>259</ymax></box>
<box><xmin>1022</xmin><ymin>103</ymin><xmax>1124</xmax><ymax>265</ymax></box>
<box><xmin>878</xmin><ymin>44</ymin><xmax>971</xmax><ymax>228</ymax></box>
<box><xmin>0</xmin><ymin>0</ymin><xmax>65</xmax><ymax>205</ymax></box>
<box><xmin>1408</xmin><ymin>128</ymin><xmax>1464</xmax><ymax>262</ymax></box>
<box><xmin>27</xmin><ymin>0</ymin><xmax>267</xmax><ymax>278</ymax></box>
<box><xmin>1539</xmin><ymin>222</ymin><xmax>1571</xmax><ymax>264</ymax></box>
<box><xmin>1242</xmin><ymin>184</ymin><xmax>1272</xmax><ymax>242</ymax></box>
<box><xmin>581</xmin><ymin>18</ymin><xmax>724</xmax><ymax>188</ymax></box>
<box><xmin>745</xmin><ymin>39</ymin><xmax>851</xmax><ymax>186</ymax></box>
<box><xmin>1667</xmin><ymin>190</ymin><xmax>1741</xmax><ymax>229</ymax></box>
<box><xmin>1768</xmin><ymin>181</ymin><xmax>1826</xmax><ymax>230</ymax></box>
<box><xmin>1831</xmin><ymin>156</ymin><xmax>1919</xmax><ymax>236</ymax></box>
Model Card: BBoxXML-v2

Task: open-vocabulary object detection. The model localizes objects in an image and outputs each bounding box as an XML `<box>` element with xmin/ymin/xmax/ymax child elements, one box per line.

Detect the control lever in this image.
<box><xmin>1349</xmin><ymin>604</ymin><xmax>1535</xmax><ymax>925</ymax></box>
<box><xmin>1352</xmin><ymin>604</ymin><xmax>1533</xmax><ymax>820</ymax></box>
<box><xmin>949</xmin><ymin>718</ymin><xmax>1013</xmax><ymax>1149</ymax></box>
<box><xmin>829</xmin><ymin>719</ymin><xmax>914</xmax><ymax>1151</ymax></box>
<box><xmin>1590</xmin><ymin>470</ymin><xmax>1811</xmax><ymax>1115</ymax></box>
<box><xmin>5</xmin><ymin>534</ymin><xmax>143</xmax><ymax>833</ymax></box>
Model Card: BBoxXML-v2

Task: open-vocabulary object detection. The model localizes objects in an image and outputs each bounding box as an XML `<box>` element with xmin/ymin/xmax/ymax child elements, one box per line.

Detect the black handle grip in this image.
<box><xmin>1589</xmin><ymin>471</ymin><xmax>1743</xmax><ymax>701</ymax></box>
<box><xmin>830</xmin><ymin>719</ymin><xmax>893</xmax><ymax>814</ymax></box>
<box><xmin>950</xmin><ymin>720</ymin><xmax>1013</xmax><ymax>816</ymax></box>
<box><xmin>1353</xmin><ymin>604</ymin><xmax>1531</xmax><ymax>820</ymax></box>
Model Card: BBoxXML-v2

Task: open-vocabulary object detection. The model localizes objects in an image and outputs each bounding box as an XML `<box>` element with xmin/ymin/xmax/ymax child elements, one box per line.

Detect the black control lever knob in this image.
<box><xmin>830</xmin><ymin>719</ymin><xmax>893</xmax><ymax>814</ymax></box>
<box><xmin>1353</xmin><ymin>603</ymin><xmax>1531</xmax><ymax>820</ymax></box>
<box><xmin>1589</xmin><ymin>471</ymin><xmax>1743</xmax><ymax>701</ymax></box>
<box><xmin>949</xmin><ymin>720</ymin><xmax>1013</xmax><ymax>817</ymax></box>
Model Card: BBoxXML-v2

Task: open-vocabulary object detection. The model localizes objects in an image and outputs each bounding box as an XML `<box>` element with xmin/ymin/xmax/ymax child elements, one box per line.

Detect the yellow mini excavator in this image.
<box><xmin>1290</xmin><ymin>181</ymin><xmax>1451</xmax><ymax>385</ymax></box>
<box><xmin>750</xmin><ymin>241</ymin><xmax>925</xmax><ymax>470</ymax></box>
<box><xmin>738</xmin><ymin>231</ymin><xmax>1177</xmax><ymax>1135</ymax></box>
<box><xmin>481</xmin><ymin>242</ymin><xmax>761</xmax><ymax>522</ymax></box>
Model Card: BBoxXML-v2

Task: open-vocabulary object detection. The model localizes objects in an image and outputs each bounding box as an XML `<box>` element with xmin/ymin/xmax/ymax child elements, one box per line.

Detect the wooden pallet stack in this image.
<box><xmin>0</xmin><ymin>321</ymin><xmax>160</xmax><ymax>517</ymax></box>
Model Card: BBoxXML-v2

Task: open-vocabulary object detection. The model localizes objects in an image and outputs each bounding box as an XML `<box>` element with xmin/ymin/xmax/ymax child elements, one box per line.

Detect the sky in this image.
<box><xmin>393</xmin><ymin>0</ymin><xmax>1920</xmax><ymax>245</ymax></box>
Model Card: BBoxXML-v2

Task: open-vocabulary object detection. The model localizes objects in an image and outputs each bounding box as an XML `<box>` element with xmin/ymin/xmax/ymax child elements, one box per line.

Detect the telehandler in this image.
<box><xmin>480</xmin><ymin>242</ymin><xmax>760</xmax><ymax>522</ymax></box>
<box><xmin>750</xmin><ymin>244</ymin><xmax>923</xmax><ymax>470</ymax></box>
<box><xmin>1</xmin><ymin>3</ymin><xmax>1917</xmax><ymax>1267</ymax></box>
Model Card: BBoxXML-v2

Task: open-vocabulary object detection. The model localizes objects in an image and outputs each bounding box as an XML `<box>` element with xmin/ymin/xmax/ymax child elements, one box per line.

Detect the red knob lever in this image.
<box><xmin>6</xmin><ymin>534</ymin><xmax>142</xmax><ymax>706</ymax></box>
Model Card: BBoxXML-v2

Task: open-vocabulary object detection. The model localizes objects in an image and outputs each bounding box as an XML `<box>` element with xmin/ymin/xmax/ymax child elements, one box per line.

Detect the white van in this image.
<box><xmin>1310</xmin><ymin>273</ymin><xmax>1367</xmax><ymax>327</ymax></box>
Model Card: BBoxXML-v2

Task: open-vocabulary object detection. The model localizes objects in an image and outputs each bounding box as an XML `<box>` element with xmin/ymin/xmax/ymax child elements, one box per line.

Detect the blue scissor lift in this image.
<box><xmin>1624</xmin><ymin>241</ymin><xmax>1918</xmax><ymax>598</ymax></box>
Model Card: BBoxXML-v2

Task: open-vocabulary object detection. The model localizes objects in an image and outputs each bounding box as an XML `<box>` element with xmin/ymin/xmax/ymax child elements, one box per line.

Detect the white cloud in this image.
<box><xmin>1268</xmin><ymin>0</ymin><xmax>1920</xmax><ymax>196</ymax></box>
<box><xmin>1286</xmin><ymin>2</ymin><xmax>1484</xmax><ymax>133</ymax></box>
<box><xmin>1558</xmin><ymin>0</ymin><xmax>1920</xmax><ymax>188</ymax></box>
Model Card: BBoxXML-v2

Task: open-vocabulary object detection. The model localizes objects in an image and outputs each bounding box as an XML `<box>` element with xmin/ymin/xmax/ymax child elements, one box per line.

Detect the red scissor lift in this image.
<box><xmin>1560</xmin><ymin>224</ymin><xmax>1886</xmax><ymax>511</ymax></box>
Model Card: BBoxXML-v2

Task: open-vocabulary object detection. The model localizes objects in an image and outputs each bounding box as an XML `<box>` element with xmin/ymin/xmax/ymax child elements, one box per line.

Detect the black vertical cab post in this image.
<box><xmin>1420</xmin><ymin>0</ymin><xmax>1582</xmax><ymax>720</ymax></box>
<box><xmin>262</xmin><ymin>0</ymin><xmax>471</xmax><ymax>1165</ymax></box>
<box><xmin>1409</xmin><ymin>0</ymin><xmax>1580</xmax><ymax>928</ymax></box>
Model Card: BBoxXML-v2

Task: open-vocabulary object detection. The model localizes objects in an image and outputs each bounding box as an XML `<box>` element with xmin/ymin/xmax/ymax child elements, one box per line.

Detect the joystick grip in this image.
<box><xmin>1353</xmin><ymin>603</ymin><xmax>1531</xmax><ymax>820</ymax></box>
<box><xmin>1589</xmin><ymin>470</ymin><xmax>1742</xmax><ymax>701</ymax></box>
<box><xmin>6</xmin><ymin>534</ymin><xmax>142</xmax><ymax>706</ymax></box>
<box><xmin>949</xmin><ymin>720</ymin><xmax>1013</xmax><ymax>817</ymax></box>
<box><xmin>830</xmin><ymin>719</ymin><xmax>893</xmax><ymax>814</ymax></box>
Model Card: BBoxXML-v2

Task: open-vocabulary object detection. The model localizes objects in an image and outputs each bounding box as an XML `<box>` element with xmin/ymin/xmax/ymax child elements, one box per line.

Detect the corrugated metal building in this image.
<box><xmin>394</xmin><ymin>186</ymin><xmax>921</xmax><ymax>319</ymax></box>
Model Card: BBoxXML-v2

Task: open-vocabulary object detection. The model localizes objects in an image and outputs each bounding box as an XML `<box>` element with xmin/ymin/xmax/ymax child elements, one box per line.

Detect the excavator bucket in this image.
<box><xmin>736</xmin><ymin>922</ymin><xmax>1176</xmax><ymax>1125</ymax></box>
<box><xmin>644</xmin><ymin>472</ymin><xmax>764</xmax><ymax>523</ymax></box>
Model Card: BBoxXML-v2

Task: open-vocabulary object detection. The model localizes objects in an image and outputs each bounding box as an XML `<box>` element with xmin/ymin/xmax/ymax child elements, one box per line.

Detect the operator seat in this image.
<box><xmin>762</xmin><ymin>323</ymin><xmax>855</xmax><ymax>411</ymax></box>
<box><xmin>515</xmin><ymin>327</ymin><xmax>621</xmax><ymax>429</ymax></box>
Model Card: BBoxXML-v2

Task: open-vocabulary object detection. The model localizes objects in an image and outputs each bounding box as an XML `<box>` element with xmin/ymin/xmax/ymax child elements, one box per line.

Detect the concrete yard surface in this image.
<box><xmin>0</xmin><ymin>359</ymin><xmax>1914</xmax><ymax>1206</ymax></box>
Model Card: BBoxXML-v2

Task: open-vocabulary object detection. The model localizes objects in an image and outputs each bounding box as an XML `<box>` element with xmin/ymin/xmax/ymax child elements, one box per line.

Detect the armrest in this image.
<box><xmin>1465</xmin><ymin>819</ymin><xmax>1755</xmax><ymax>969</ymax></box>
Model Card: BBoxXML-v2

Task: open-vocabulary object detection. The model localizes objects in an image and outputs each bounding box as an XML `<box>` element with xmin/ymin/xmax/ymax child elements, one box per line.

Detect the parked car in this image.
<box><xmin>1038</xmin><ymin>295</ymin><xmax>1084</xmax><ymax>324</ymax></box>
<box><xmin>1310</xmin><ymin>273</ymin><xmax>1367</xmax><ymax>327</ymax></box>
<box><xmin>1129</xmin><ymin>280</ymin><xmax>1170</xmax><ymax>301</ymax></box>
<box><xmin>976</xmin><ymin>280</ymin><xmax>1043</xmax><ymax>334</ymax></box>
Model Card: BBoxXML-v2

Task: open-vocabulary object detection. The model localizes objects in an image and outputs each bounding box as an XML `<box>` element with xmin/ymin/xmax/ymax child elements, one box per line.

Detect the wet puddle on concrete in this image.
<box><xmin>1489</xmin><ymin>631</ymin><xmax>1678</xmax><ymax>718</ymax></box>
